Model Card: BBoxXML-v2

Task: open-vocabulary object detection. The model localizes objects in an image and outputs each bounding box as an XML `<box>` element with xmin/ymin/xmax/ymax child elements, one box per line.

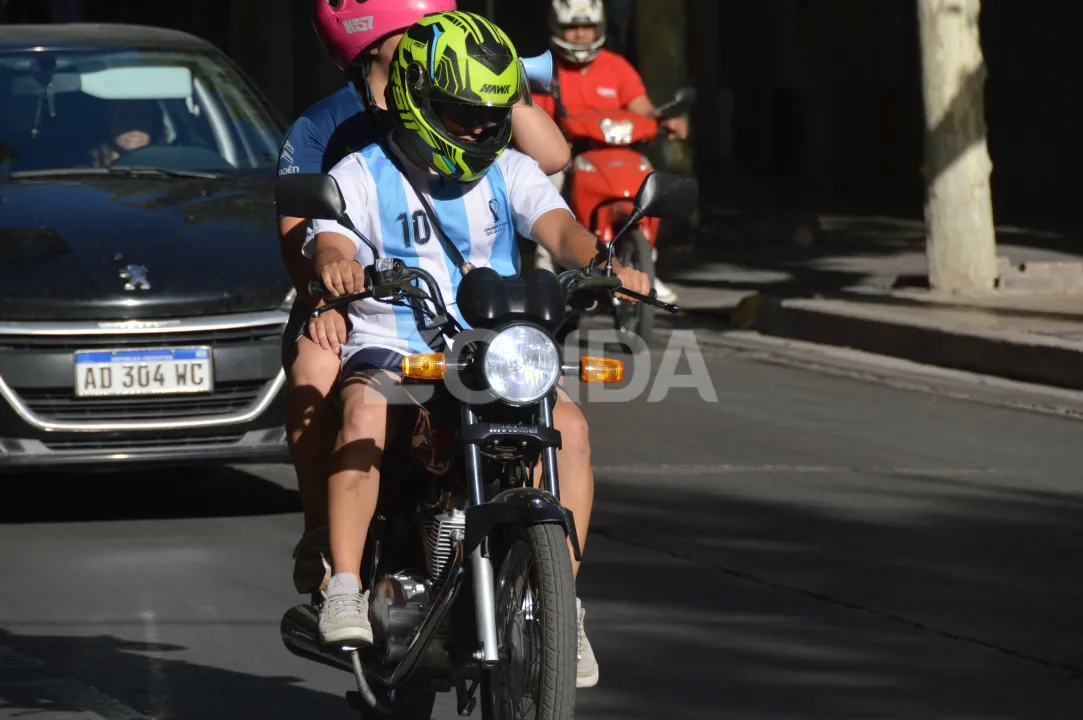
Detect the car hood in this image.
<box><xmin>0</xmin><ymin>174</ymin><xmax>292</xmax><ymax>321</ymax></box>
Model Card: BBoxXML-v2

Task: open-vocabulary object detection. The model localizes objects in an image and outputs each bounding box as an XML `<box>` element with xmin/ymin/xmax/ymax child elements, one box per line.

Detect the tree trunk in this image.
<box><xmin>918</xmin><ymin>0</ymin><xmax>997</xmax><ymax>292</ymax></box>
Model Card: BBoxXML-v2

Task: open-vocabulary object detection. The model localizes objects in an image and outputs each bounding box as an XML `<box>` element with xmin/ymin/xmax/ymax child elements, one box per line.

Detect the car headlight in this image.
<box><xmin>599</xmin><ymin>118</ymin><xmax>635</xmax><ymax>145</ymax></box>
<box><xmin>280</xmin><ymin>287</ymin><xmax>297</xmax><ymax>312</ymax></box>
<box><xmin>482</xmin><ymin>325</ymin><xmax>561</xmax><ymax>404</ymax></box>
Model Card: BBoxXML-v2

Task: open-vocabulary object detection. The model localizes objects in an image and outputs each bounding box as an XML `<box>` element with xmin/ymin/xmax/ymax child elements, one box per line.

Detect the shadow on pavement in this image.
<box><xmin>570</xmin><ymin>470</ymin><xmax>1083</xmax><ymax>719</ymax></box>
<box><xmin>0</xmin><ymin>465</ymin><xmax>300</xmax><ymax>525</ymax></box>
<box><xmin>0</xmin><ymin>628</ymin><xmax>351</xmax><ymax>719</ymax></box>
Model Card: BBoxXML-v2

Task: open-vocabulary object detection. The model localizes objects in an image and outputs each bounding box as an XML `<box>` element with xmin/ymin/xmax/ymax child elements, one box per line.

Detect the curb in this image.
<box><xmin>735</xmin><ymin>294</ymin><xmax>1083</xmax><ymax>391</ymax></box>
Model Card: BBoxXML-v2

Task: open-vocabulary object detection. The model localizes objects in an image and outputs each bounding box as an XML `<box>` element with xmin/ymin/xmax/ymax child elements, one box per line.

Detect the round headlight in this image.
<box><xmin>482</xmin><ymin>325</ymin><xmax>561</xmax><ymax>404</ymax></box>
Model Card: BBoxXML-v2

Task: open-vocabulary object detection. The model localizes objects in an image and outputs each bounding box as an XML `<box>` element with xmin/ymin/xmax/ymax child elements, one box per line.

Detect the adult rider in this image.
<box><xmin>303</xmin><ymin>11</ymin><xmax>648</xmax><ymax>690</ymax></box>
<box><xmin>277</xmin><ymin>0</ymin><xmax>571</xmax><ymax>609</ymax></box>
<box><xmin>533</xmin><ymin>0</ymin><xmax>688</xmax><ymax>305</ymax></box>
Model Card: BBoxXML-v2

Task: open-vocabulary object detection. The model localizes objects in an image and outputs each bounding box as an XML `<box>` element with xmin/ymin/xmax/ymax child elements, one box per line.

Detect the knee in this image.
<box><xmin>287</xmin><ymin>339</ymin><xmax>341</xmax><ymax>396</ymax></box>
<box><xmin>557</xmin><ymin>405</ymin><xmax>591</xmax><ymax>460</ymax></box>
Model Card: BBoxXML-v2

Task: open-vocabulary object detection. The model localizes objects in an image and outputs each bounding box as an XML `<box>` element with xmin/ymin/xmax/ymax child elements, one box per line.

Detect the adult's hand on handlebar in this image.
<box><xmin>613</xmin><ymin>265</ymin><xmax>651</xmax><ymax>304</ymax></box>
<box><xmin>320</xmin><ymin>260</ymin><xmax>366</xmax><ymax>297</ymax></box>
<box><xmin>660</xmin><ymin>116</ymin><xmax>689</xmax><ymax>140</ymax></box>
<box><xmin>308</xmin><ymin>302</ymin><xmax>349</xmax><ymax>355</ymax></box>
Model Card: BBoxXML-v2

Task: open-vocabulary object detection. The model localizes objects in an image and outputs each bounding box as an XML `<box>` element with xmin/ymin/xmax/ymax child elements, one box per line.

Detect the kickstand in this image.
<box><xmin>456</xmin><ymin>678</ymin><xmax>479</xmax><ymax>716</ymax></box>
<box><xmin>346</xmin><ymin>648</ymin><xmax>393</xmax><ymax>715</ymax></box>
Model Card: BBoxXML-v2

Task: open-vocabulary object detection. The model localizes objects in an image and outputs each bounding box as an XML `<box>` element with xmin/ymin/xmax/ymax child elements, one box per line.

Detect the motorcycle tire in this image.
<box><xmin>612</xmin><ymin>228</ymin><xmax>655</xmax><ymax>345</ymax></box>
<box><xmin>482</xmin><ymin>523</ymin><xmax>577</xmax><ymax>720</ymax></box>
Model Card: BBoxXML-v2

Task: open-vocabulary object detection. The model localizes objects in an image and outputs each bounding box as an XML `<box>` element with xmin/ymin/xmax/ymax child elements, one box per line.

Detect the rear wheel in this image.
<box><xmin>482</xmin><ymin>523</ymin><xmax>577</xmax><ymax>720</ymax></box>
<box><xmin>612</xmin><ymin>229</ymin><xmax>655</xmax><ymax>345</ymax></box>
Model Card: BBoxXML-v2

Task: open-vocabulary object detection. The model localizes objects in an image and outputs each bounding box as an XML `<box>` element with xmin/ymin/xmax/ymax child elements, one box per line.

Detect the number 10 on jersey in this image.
<box><xmin>396</xmin><ymin>211</ymin><xmax>432</xmax><ymax>248</ymax></box>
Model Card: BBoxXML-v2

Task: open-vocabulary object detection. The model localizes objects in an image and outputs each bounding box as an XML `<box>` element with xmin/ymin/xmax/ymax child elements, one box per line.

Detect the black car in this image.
<box><xmin>0</xmin><ymin>24</ymin><xmax>295</xmax><ymax>470</ymax></box>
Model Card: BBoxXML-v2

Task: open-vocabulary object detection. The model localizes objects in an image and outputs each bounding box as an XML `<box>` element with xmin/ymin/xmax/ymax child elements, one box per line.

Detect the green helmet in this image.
<box><xmin>388</xmin><ymin>10</ymin><xmax>522</xmax><ymax>183</ymax></box>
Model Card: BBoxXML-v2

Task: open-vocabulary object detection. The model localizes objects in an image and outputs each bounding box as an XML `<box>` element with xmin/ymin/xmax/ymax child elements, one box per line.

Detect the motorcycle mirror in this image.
<box><xmin>274</xmin><ymin>173</ymin><xmax>347</xmax><ymax>220</ymax></box>
<box><xmin>652</xmin><ymin>86</ymin><xmax>698</xmax><ymax>118</ymax></box>
<box><xmin>633</xmin><ymin>171</ymin><xmax>699</xmax><ymax>219</ymax></box>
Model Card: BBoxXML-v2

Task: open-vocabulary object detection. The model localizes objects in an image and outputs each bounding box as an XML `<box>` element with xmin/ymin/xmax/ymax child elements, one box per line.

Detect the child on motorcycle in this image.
<box><xmin>534</xmin><ymin>0</ymin><xmax>688</xmax><ymax>304</ymax></box>
<box><xmin>303</xmin><ymin>11</ymin><xmax>649</xmax><ymax>690</ymax></box>
<box><xmin>279</xmin><ymin>0</ymin><xmax>570</xmax><ymax>607</ymax></box>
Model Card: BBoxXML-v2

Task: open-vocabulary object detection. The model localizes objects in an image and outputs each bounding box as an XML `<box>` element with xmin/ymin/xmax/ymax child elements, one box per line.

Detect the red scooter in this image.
<box><xmin>558</xmin><ymin>87</ymin><xmax>695</xmax><ymax>343</ymax></box>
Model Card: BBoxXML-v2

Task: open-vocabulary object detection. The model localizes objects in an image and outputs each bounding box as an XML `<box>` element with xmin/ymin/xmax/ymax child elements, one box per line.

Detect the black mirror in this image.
<box><xmin>633</xmin><ymin>171</ymin><xmax>699</xmax><ymax>219</ymax></box>
<box><xmin>653</xmin><ymin>86</ymin><xmax>698</xmax><ymax>118</ymax></box>
<box><xmin>674</xmin><ymin>86</ymin><xmax>697</xmax><ymax>106</ymax></box>
<box><xmin>274</xmin><ymin>173</ymin><xmax>346</xmax><ymax>220</ymax></box>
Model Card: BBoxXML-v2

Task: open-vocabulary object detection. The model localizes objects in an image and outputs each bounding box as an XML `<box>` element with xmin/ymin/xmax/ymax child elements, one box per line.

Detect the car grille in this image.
<box><xmin>41</xmin><ymin>434</ymin><xmax>245</xmax><ymax>451</ymax></box>
<box><xmin>0</xmin><ymin>325</ymin><xmax>281</xmax><ymax>351</ymax></box>
<box><xmin>17</xmin><ymin>380</ymin><xmax>266</xmax><ymax>422</ymax></box>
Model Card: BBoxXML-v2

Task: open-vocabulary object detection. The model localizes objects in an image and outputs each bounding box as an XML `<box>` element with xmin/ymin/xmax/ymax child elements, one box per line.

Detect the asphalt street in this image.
<box><xmin>1</xmin><ymin>325</ymin><xmax>1081</xmax><ymax>719</ymax></box>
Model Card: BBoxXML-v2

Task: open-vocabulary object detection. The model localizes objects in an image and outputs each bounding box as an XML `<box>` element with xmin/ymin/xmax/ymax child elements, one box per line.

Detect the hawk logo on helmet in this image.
<box><xmin>480</xmin><ymin>83</ymin><xmax>512</xmax><ymax>94</ymax></box>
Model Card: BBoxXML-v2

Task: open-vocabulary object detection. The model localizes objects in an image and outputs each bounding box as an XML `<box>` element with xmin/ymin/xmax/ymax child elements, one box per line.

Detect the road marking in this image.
<box><xmin>0</xmin><ymin>677</ymin><xmax>148</xmax><ymax>719</ymax></box>
<box><xmin>593</xmin><ymin>463</ymin><xmax>996</xmax><ymax>476</ymax></box>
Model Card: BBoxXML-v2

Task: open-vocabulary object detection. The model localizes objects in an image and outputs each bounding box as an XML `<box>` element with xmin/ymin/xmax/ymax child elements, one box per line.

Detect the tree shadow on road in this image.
<box><xmin>0</xmin><ymin>627</ymin><xmax>354</xmax><ymax>719</ymax></box>
<box><xmin>572</xmin><ymin>470</ymin><xmax>1083</xmax><ymax>719</ymax></box>
<box><xmin>0</xmin><ymin>464</ymin><xmax>300</xmax><ymax>524</ymax></box>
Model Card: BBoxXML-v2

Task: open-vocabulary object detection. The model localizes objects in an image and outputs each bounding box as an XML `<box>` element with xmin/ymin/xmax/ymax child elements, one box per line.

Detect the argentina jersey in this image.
<box><xmin>306</xmin><ymin>133</ymin><xmax>572</xmax><ymax>364</ymax></box>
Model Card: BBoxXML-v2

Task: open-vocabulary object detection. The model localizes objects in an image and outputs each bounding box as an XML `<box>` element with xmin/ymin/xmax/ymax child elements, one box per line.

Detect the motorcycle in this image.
<box><xmin>274</xmin><ymin>168</ymin><xmax>697</xmax><ymax>719</ymax></box>
<box><xmin>557</xmin><ymin>87</ymin><xmax>697</xmax><ymax>345</ymax></box>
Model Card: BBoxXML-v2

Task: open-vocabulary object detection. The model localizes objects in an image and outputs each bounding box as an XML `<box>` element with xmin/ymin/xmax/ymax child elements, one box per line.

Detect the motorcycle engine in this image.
<box><xmin>370</xmin><ymin>571</ymin><xmax>432</xmax><ymax>665</ymax></box>
<box><xmin>422</xmin><ymin>492</ymin><xmax>467</xmax><ymax>590</ymax></box>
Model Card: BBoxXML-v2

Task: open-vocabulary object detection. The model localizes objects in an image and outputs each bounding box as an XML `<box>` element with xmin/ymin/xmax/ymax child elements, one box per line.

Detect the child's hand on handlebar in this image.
<box><xmin>320</xmin><ymin>259</ymin><xmax>366</xmax><ymax>296</ymax></box>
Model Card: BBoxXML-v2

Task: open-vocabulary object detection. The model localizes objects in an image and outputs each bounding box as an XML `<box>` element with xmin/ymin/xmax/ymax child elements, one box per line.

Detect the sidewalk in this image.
<box><xmin>656</xmin><ymin>212</ymin><xmax>1083</xmax><ymax>390</ymax></box>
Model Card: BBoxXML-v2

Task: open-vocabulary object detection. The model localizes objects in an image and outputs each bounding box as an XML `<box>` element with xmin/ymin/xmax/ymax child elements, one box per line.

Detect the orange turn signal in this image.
<box><xmin>579</xmin><ymin>356</ymin><xmax>624</xmax><ymax>383</ymax></box>
<box><xmin>402</xmin><ymin>353</ymin><xmax>446</xmax><ymax>380</ymax></box>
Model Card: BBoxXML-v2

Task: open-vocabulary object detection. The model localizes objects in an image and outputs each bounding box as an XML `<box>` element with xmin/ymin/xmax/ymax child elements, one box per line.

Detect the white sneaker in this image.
<box><xmin>318</xmin><ymin>589</ymin><xmax>374</xmax><ymax>646</ymax></box>
<box><xmin>576</xmin><ymin>597</ymin><xmax>599</xmax><ymax>688</ymax></box>
<box><xmin>652</xmin><ymin>277</ymin><xmax>679</xmax><ymax>304</ymax></box>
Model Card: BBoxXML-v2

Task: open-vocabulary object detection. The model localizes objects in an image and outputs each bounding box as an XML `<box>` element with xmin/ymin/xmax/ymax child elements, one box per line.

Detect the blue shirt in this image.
<box><xmin>277</xmin><ymin>82</ymin><xmax>385</xmax><ymax>178</ymax></box>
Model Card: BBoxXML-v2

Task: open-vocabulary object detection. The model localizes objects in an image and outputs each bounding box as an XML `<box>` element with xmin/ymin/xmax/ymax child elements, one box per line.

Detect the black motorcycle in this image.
<box><xmin>275</xmin><ymin>169</ymin><xmax>697</xmax><ymax>719</ymax></box>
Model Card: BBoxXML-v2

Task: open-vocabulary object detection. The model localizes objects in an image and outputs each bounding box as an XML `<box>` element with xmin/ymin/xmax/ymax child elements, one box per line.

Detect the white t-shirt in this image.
<box><xmin>304</xmin><ymin>133</ymin><xmax>571</xmax><ymax>363</ymax></box>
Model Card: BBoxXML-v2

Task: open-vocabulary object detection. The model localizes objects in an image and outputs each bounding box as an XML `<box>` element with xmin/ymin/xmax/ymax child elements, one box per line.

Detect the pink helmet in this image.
<box><xmin>313</xmin><ymin>0</ymin><xmax>458</xmax><ymax>72</ymax></box>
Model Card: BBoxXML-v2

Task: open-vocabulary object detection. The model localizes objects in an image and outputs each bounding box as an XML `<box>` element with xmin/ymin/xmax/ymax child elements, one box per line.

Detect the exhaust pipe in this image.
<box><xmin>280</xmin><ymin>565</ymin><xmax>467</xmax><ymax>688</ymax></box>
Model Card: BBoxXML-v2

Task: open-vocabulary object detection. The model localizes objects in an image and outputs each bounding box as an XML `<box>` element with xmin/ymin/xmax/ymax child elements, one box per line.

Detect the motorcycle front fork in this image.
<box><xmin>461</xmin><ymin>395</ymin><xmax>561</xmax><ymax>665</ymax></box>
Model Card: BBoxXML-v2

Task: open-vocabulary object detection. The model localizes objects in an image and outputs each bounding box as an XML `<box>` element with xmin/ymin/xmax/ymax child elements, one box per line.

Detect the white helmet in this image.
<box><xmin>549</xmin><ymin>0</ymin><xmax>606</xmax><ymax>65</ymax></box>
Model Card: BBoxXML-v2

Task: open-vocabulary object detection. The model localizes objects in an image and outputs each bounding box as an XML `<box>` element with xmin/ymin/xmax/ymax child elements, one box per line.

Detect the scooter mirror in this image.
<box><xmin>633</xmin><ymin>171</ymin><xmax>699</xmax><ymax>219</ymax></box>
<box><xmin>674</xmin><ymin>86</ymin><xmax>697</xmax><ymax>106</ymax></box>
<box><xmin>275</xmin><ymin>173</ymin><xmax>346</xmax><ymax>220</ymax></box>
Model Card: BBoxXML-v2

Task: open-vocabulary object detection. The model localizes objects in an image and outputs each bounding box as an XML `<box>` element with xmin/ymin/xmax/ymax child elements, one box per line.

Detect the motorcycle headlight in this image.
<box><xmin>599</xmin><ymin>118</ymin><xmax>635</xmax><ymax>145</ymax></box>
<box><xmin>280</xmin><ymin>287</ymin><xmax>297</xmax><ymax>312</ymax></box>
<box><xmin>482</xmin><ymin>325</ymin><xmax>561</xmax><ymax>405</ymax></box>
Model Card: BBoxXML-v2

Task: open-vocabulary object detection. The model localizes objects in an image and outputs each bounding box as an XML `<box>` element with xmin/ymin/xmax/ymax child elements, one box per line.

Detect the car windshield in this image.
<box><xmin>0</xmin><ymin>47</ymin><xmax>283</xmax><ymax>175</ymax></box>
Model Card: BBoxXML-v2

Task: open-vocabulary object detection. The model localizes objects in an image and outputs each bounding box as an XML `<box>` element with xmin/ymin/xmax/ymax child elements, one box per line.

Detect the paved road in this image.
<box><xmin>1</xmin><ymin>328</ymin><xmax>1081</xmax><ymax>719</ymax></box>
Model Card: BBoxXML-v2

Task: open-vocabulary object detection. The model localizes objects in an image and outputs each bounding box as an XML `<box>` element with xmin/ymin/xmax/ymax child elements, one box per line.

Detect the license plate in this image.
<box><xmin>74</xmin><ymin>347</ymin><xmax>214</xmax><ymax>397</ymax></box>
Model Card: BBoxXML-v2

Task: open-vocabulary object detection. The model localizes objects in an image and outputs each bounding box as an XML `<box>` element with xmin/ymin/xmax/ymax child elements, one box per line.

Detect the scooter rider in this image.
<box><xmin>304</xmin><ymin>11</ymin><xmax>648</xmax><ymax>689</ymax></box>
<box><xmin>534</xmin><ymin>0</ymin><xmax>687</xmax><ymax>304</ymax></box>
<box><xmin>279</xmin><ymin>0</ymin><xmax>572</xmax><ymax>605</ymax></box>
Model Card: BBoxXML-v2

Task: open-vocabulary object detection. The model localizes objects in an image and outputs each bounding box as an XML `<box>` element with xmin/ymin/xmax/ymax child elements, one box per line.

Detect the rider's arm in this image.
<box><xmin>277</xmin><ymin>116</ymin><xmax>330</xmax><ymax>298</ymax></box>
<box><xmin>305</xmin><ymin>155</ymin><xmax>374</xmax><ymax>296</ymax></box>
<box><xmin>509</xmin><ymin>99</ymin><xmax>570</xmax><ymax>175</ymax></box>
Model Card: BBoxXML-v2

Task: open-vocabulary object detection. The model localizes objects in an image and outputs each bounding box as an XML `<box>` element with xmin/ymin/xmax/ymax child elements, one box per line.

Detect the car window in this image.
<box><xmin>0</xmin><ymin>48</ymin><xmax>283</xmax><ymax>174</ymax></box>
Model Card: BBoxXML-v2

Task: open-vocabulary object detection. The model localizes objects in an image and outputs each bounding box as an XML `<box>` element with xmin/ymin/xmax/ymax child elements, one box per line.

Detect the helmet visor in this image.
<box><xmin>431</xmin><ymin>99</ymin><xmax>512</xmax><ymax>138</ymax></box>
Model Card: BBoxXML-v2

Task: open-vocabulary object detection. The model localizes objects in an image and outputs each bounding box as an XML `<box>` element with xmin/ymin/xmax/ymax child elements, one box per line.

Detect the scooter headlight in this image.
<box><xmin>599</xmin><ymin>118</ymin><xmax>635</xmax><ymax>145</ymax></box>
<box><xmin>482</xmin><ymin>325</ymin><xmax>561</xmax><ymax>405</ymax></box>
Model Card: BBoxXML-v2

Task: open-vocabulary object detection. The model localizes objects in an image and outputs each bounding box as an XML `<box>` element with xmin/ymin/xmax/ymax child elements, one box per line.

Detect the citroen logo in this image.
<box><xmin>119</xmin><ymin>264</ymin><xmax>151</xmax><ymax>291</ymax></box>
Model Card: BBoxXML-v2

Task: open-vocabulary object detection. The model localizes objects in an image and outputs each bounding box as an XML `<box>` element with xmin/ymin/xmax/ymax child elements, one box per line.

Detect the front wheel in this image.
<box><xmin>482</xmin><ymin>523</ymin><xmax>577</xmax><ymax>720</ymax></box>
<box><xmin>612</xmin><ymin>228</ymin><xmax>655</xmax><ymax>345</ymax></box>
